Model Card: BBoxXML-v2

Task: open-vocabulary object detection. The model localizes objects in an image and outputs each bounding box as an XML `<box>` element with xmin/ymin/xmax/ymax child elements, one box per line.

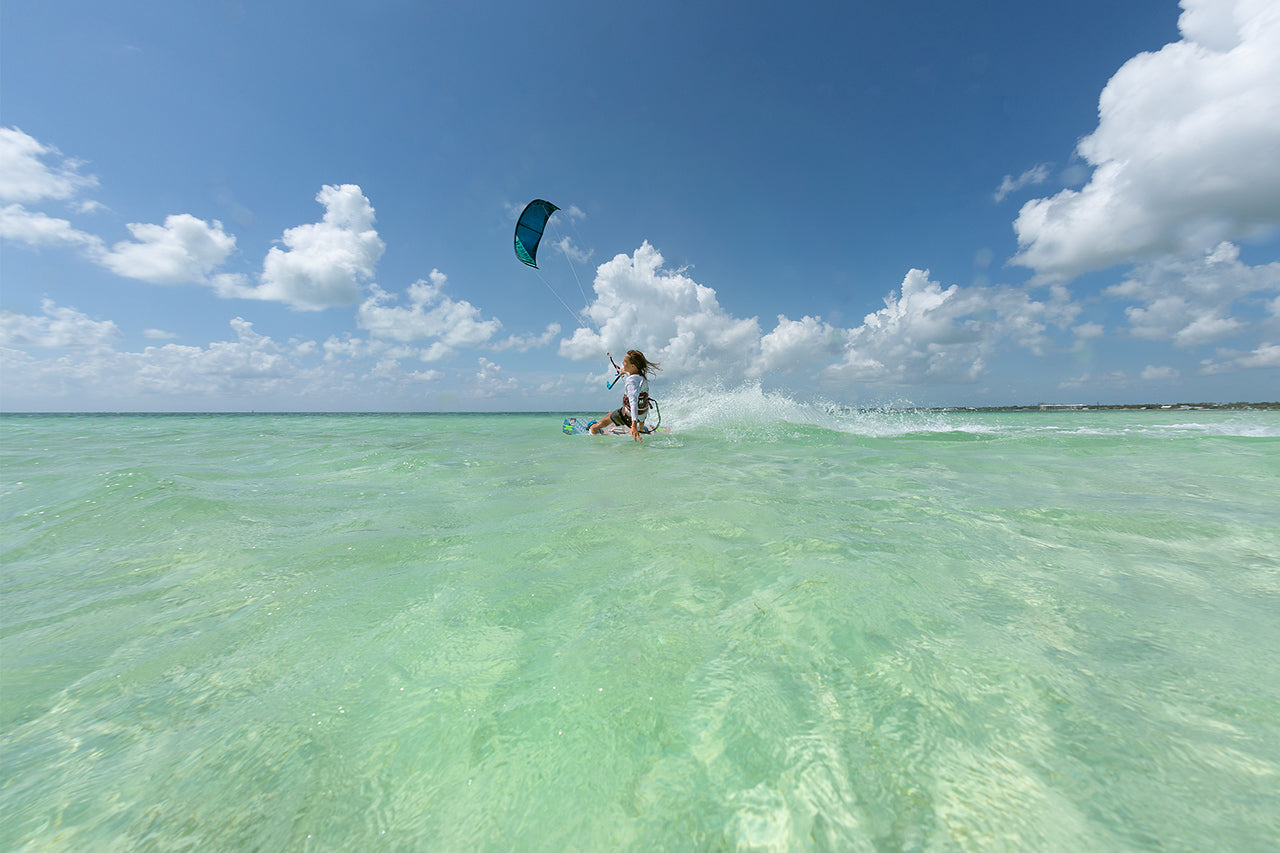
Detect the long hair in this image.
<box><xmin>627</xmin><ymin>349</ymin><xmax>661</xmax><ymax>378</ymax></box>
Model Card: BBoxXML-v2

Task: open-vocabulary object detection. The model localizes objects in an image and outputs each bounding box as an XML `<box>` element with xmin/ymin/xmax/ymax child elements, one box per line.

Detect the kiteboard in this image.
<box><xmin>563</xmin><ymin>417</ymin><xmax>669</xmax><ymax>436</ymax></box>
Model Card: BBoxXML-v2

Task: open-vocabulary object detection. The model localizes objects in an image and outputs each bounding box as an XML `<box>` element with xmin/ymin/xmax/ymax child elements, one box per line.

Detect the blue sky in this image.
<box><xmin>3</xmin><ymin>0</ymin><xmax>1278</xmax><ymax>411</ymax></box>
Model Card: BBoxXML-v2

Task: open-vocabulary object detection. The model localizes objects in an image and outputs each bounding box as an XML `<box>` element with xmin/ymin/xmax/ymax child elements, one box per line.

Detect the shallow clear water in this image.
<box><xmin>3</xmin><ymin>396</ymin><xmax>1279</xmax><ymax>850</ymax></box>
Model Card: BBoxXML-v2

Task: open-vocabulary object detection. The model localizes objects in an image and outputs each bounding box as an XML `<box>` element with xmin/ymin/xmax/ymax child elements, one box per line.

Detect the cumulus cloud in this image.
<box><xmin>822</xmin><ymin>270</ymin><xmax>1080</xmax><ymax>385</ymax></box>
<box><xmin>319</xmin><ymin>333</ymin><xmax>446</xmax><ymax>368</ymax></box>
<box><xmin>559</xmin><ymin>241</ymin><xmax>763</xmax><ymax>377</ymax></box>
<box><xmin>100</xmin><ymin>214</ymin><xmax>238</xmax><ymax>285</ymax></box>
<box><xmin>753</xmin><ymin>315</ymin><xmax>846</xmax><ymax>376</ymax></box>
<box><xmin>219</xmin><ymin>184</ymin><xmax>384</xmax><ymax>310</ymax></box>
<box><xmin>0</xmin><ymin>127</ymin><xmax>99</xmax><ymax>204</ymax></box>
<box><xmin>557</xmin><ymin>245</ymin><xmax>1084</xmax><ymax>389</ymax></box>
<box><xmin>0</xmin><ymin>127</ymin><xmax>107</xmax><ymax>256</ymax></box>
<box><xmin>0</xmin><ymin>299</ymin><xmax>119</xmax><ymax>348</ymax></box>
<box><xmin>1012</xmin><ymin>0</ymin><xmax>1280</xmax><ymax>279</ymax></box>
<box><xmin>1200</xmin><ymin>341</ymin><xmax>1280</xmax><ymax>373</ymax></box>
<box><xmin>1105</xmin><ymin>241</ymin><xmax>1280</xmax><ymax>346</ymax></box>
<box><xmin>0</xmin><ymin>315</ymin><xmax>297</xmax><ymax>405</ymax></box>
<box><xmin>143</xmin><ymin>317</ymin><xmax>289</xmax><ymax>385</ymax></box>
<box><xmin>0</xmin><ymin>126</ymin><xmax>246</xmax><ymax>289</ymax></box>
<box><xmin>824</xmin><ymin>270</ymin><xmax>985</xmax><ymax>384</ymax></box>
<box><xmin>473</xmin><ymin>357</ymin><xmax>519</xmax><ymax>397</ymax></box>
<box><xmin>2</xmin><ymin>201</ymin><xmax>237</xmax><ymax>289</ymax></box>
<box><xmin>0</xmin><ymin>203</ymin><xmax>104</xmax><ymax>252</ymax></box>
<box><xmin>0</xmin><ymin>311</ymin><xmax>461</xmax><ymax>409</ymax></box>
<box><xmin>0</xmin><ymin>131</ymin><xmax>385</xmax><ymax>310</ymax></box>
<box><xmin>357</xmin><ymin>269</ymin><xmax>503</xmax><ymax>352</ymax></box>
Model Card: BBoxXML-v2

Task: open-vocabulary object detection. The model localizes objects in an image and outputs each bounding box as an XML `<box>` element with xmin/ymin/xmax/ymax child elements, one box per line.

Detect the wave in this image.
<box><xmin>653</xmin><ymin>384</ymin><xmax>1280</xmax><ymax>440</ymax></box>
<box><xmin>655</xmin><ymin>383</ymin><xmax>973</xmax><ymax>439</ymax></box>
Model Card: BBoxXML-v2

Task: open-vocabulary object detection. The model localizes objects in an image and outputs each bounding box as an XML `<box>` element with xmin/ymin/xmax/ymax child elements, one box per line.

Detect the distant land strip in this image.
<box><xmin>936</xmin><ymin>402</ymin><xmax>1280</xmax><ymax>412</ymax></box>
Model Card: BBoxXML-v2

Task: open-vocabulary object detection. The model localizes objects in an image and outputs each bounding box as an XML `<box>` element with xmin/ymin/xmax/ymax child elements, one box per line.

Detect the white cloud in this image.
<box><xmin>100</xmin><ymin>214</ymin><xmax>238</xmax><ymax>285</ymax></box>
<box><xmin>0</xmin><ymin>127</ymin><xmax>99</xmax><ymax>204</ymax></box>
<box><xmin>0</xmin><ymin>130</ymin><xmax>103</xmax><ymax>255</ymax></box>
<box><xmin>473</xmin><ymin>357</ymin><xmax>518</xmax><ymax>397</ymax></box>
<box><xmin>0</xmin><ymin>133</ymin><xmax>383</xmax><ymax>310</ymax></box>
<box><xmin>357</xmin><ymin>269</ymin><xmax>503</xmax><ymax>352</ymax></box>
<box><xmin>0</xmin><ymin>299</ymin><xmax>119</xmax><ymax>348</ymax></box>
<box><xmin>557</xmin><ymin>245</ymin><xmax>1086</xmax><ymax>389</ymax></box>
<box><xmin>219</xmin><ymin>184</ymin><xmax>384</xmax><ymax>310</ymax></box>
<box><xmin>404</xmin><ymin>368</ymin><xmax>443</xmax><ymax>383</ymax></box>
<box><xmin>0</xmin><ymin>316</ymin><xmax>300</xmax><ymax>406</ymax></box>
<box><xmin>2</xmin><ymin>200</ymin><xmax>239</xmax><ymax>290</ymax></box>
<box><xmin>553</xmin><ymin>235</ymin><xmax>592</xmax><ymax>264</ymax></box>
<box><xmin>982</xmin><ymin>283</ymin><xmax>1081</xmax><ymax>356</ymax></box>
<box><xmin>0</xmin><ymin>127</ymin><xmax>243</xmax><ymax>287</ymax></box>
<box><xmin>1141</xmin><ymin>364</ymin><xmax>1181</xmax><ymax>381</ymax></box>
<box><xmin>0</xmin><ymin>313</ymin><xmax>454</xmax><ymax>409</ymax></box>
<box><xmin>147</xmin><ymin>318</ymin><xmax>287</xmax><ymax>384</ymax></box>
<box><xmin>752</xmin><ymin>315</ymin><xmax>845</xmax><ymax>376</ymax></box>
<box><xmin>0</xmin><ymin>203</ymin><xmax>104</xmax><ymax>252</ymax></box>
<box><xmin>1105</xmin><ymin>241</ymin><xmax>1280</xmax><ymax>346</ymax></box>
<box><xmin>825</xmin><ymin>270</ymin><xmax>984</xmax><ymax>384</ymax></box>
<box><xmin>1200</xmin><ymin>341</ymin><xmax>1280</xmax><ymax>373</ymax></box>
<box><xmin>1012</xmin><ymin>0</ymin><xmax>1280</xmax><ymax>278</ymax></box>
<box><xmin>1073</xmin><ymin>322</ymin><xmax>1105</xmax><ymax>340</ymax></box>
<box><xmin>493</xmin><ymin>323</ymin><xmax>562</xmax><ymax>352</ymax></box>
<box><xmin>322</xmin><ymin>334</ymin><xmax>381</xmax><ymax>362</ymax></box>
<box><xmin>559</xmin><ymin>241</ymin><xmax>762</xmax><ymax>378</ymax></box>
<box><xmin>822</xmin><ymin>271</ymin><xmax>1079</xmax><ymax>385</ymax></box>
<box><xmin>321</xmin><ymin>333</ymin><xmax>437</xmax><ymax>364</ymax></box>
<box><xmin>1179</xmin><ymin>0</ymin><xmax>1255</xmax><ymax>51</ymax></box>
<box><xmin>1237</xmin><ymin>342</ymin><xmax>1280</xmax><ymax>367</ymax></box>
<box><xmin>994</xmin><ymin>164</ymin><xmax>1051</xmax><ymax>203</ymax></box>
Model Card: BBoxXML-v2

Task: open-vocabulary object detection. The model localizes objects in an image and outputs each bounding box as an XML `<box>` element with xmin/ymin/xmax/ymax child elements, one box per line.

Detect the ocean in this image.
<box><xmin>3</xmin><ymin>392</ymin><xmax>1279</xmax><ymax>851</ymax></box>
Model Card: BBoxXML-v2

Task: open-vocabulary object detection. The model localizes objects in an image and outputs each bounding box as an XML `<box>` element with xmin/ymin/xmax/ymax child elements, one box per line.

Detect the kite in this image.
<box><xmin>514</xmin><ymin>199</ymin><xmax>559</xmax><ymax>268</ymax></box>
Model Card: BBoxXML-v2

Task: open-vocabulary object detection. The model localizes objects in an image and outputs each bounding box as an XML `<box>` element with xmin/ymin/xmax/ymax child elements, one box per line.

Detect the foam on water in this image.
<box><xmin>663</xmin><ymin>384</ymin><xmax>1280</xmax><ymax>440</ymax></box>
<box><xmin>660</xmin><ymin>382</ymin><xmax>964</xmax><ymax>439</ymax></box>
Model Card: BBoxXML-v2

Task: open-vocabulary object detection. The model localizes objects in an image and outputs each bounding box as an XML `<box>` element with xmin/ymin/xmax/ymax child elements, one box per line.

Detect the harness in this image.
<box><xmin>622</xmin><ymin>388</ymin><xmax>650</xmax><ymax>418</ymax></box>
<box><xmin>618</xmin><ymin>393</ymin><xmax>662</xmax><ymax>432</ymax></box>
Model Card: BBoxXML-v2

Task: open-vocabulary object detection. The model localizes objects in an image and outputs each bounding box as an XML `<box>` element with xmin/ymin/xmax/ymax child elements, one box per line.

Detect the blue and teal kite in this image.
<box><xmin>513</xmin><ymin>199</ymin><xmax>559</xmax><ymax>268</ymax></box>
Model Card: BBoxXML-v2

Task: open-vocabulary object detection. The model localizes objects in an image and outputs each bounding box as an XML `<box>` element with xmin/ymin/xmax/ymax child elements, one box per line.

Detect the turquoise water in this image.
<box><xmin>3</xmin><ymin>395</ymin><xmax>1279</xmax><ymax>850</ymax></box>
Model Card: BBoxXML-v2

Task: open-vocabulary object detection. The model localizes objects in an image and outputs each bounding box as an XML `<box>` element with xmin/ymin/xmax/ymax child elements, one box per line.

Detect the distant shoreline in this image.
<box><xmin>935</xmin><ymin>402</ymin><xmax>1280</xmax><ymax>413</ymax></box>
<box><xmin>2</xmin><ymin>402</ymin><xmax>1278</xmax><ymax>416</ymax></box>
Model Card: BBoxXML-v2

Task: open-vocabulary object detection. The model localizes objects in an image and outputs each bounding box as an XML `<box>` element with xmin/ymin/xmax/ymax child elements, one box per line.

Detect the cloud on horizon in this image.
<box><xmin>555</xmin><ymin>243</ymin><xmax>1084</xmax><ymax>389</ymax></box>
<box><xmin>3</xmin><ymin>226</ymin><xmax>1275</xmax><ymax>409</ymax></box>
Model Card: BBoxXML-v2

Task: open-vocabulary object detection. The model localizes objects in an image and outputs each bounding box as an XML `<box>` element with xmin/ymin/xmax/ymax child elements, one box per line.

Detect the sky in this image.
<box><xmin>2</xmin><ymin>0</ymin><xmax>1278</xmax><ymax>412</ymax></box>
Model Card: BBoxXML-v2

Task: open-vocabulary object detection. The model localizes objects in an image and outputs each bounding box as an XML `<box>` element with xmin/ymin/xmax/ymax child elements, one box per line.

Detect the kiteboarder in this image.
<box><xmin>590</xmin><ymin>350</ymin><xmax>660</xmax><ymax>441</ymax></box>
